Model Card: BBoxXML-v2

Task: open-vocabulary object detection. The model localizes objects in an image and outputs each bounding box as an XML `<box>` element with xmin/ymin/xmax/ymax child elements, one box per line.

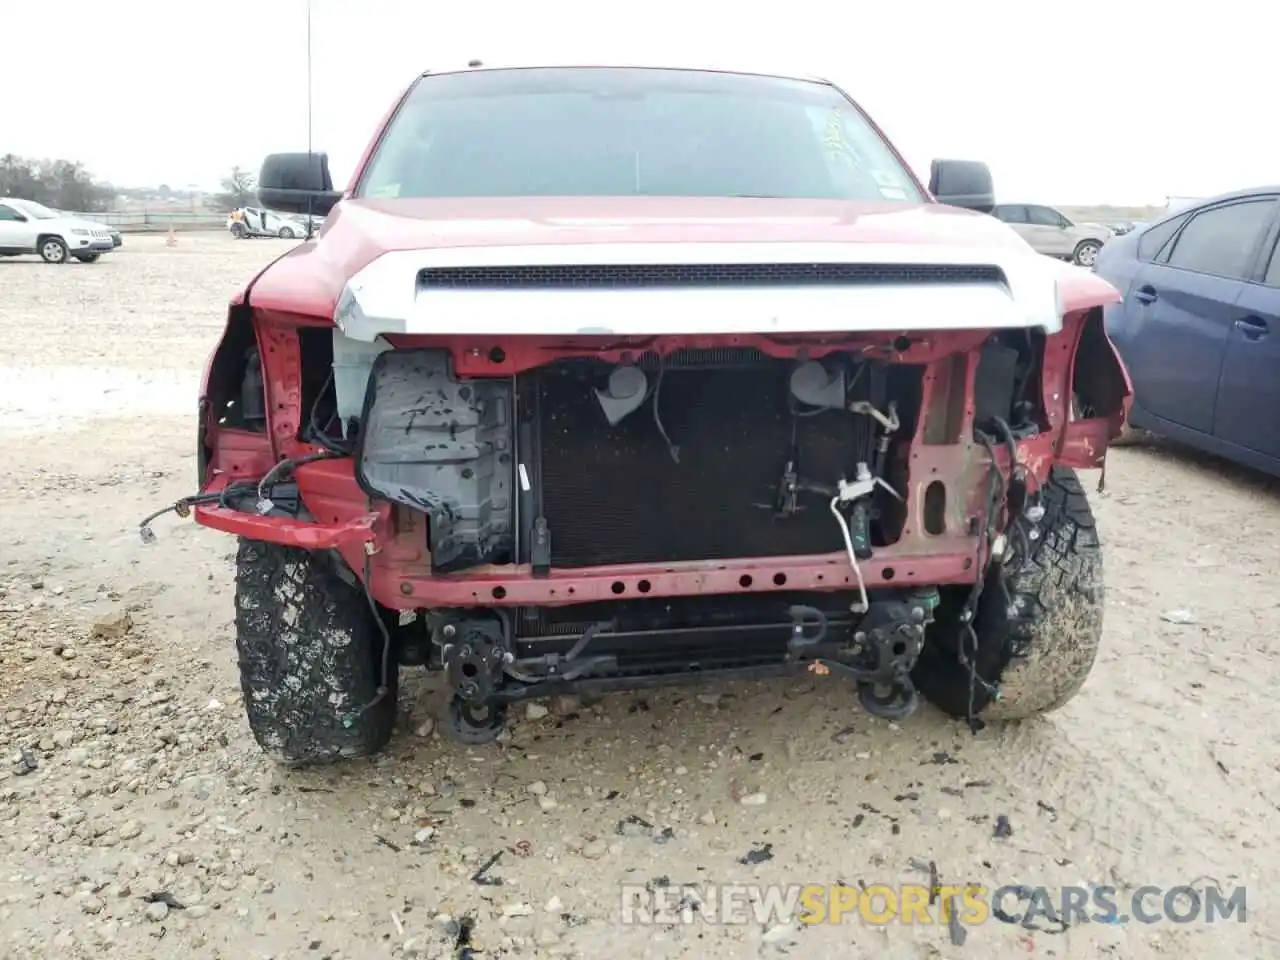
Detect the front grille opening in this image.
<box><xmin>418</xmin><ymin>262</ymin><xmax>1006</xmax><ymax>289</ymax></box>
<box><xmin>524</xmin><ymin>351</ymin><xmax>925</xmax><ymax>568</ymax></box>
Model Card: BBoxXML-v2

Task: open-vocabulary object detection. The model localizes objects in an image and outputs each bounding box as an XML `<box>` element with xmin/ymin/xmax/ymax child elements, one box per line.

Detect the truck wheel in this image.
<box><xmin>912</xmin><ymin>467</ymin><xmax>1103</xmax><ymax>722</ymax></box>
<box><xmin>39</xmin><ymin>237</ymin><xmax>69</xmax><ymax>263</ymax></box>
<box><xmin>234</xmin><ymin>539</ymin><xmax>397</xmax><ymax>765</ymax></box>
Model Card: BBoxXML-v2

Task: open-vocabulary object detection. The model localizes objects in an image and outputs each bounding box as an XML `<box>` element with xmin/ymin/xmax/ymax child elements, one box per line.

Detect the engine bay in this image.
<box><xmin>350</xmin><ymin>343</ymin><xmax>946</xmax><ymax>588</ymax></box>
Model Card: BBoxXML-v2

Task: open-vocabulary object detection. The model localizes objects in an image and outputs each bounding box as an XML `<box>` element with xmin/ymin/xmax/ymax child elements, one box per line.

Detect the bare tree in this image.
<box><xmin>214</xmin><ymin>166</ymin><xmax>257</xmax><ymax>212</ymax></box>
<box><xmin>0</xmin><ymin>154</ymin><xmax>114</xmax><ymax>211</ymax></box>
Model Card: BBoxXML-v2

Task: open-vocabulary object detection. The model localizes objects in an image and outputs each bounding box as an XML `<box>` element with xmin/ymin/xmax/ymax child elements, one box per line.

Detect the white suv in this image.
<box><xmin>989</xmin><ymin>203</ymin><xmax>1114</xmax><ymax>268</ymax></box>
<box><xmin>0</xmin><ymin>198</ymin><xmax>116</xmax><ymax>263</ymax></box>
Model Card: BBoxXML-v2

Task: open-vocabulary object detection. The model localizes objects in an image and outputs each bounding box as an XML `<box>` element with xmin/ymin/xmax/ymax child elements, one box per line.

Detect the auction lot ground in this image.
<box><xmin>2</xmin><ymin>233</ymin><xmax>1279</xmax><ymax>959</ymax></box>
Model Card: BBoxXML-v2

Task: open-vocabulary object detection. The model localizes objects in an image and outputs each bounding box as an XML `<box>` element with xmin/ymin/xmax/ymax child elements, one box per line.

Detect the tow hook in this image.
<box><xmin>785</xmin><ymin>605</ymin><xmax>828</xmax><ymax>657</ymax></box>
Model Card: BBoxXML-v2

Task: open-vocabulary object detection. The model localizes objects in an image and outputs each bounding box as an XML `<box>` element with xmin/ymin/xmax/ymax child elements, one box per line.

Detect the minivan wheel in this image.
<box><xmin>1073</xmin><ymin>240</ymin><xmax>1102</xmax><ymax>267</ymax></box>
<box><xmin>39</xmin><ymin>238</ymin><xmax>69</xmax><ymax>263</ymax></box>
<box><xmin>279</xmin><ymin>226</ymin><xmax>295</xmax><ymax>239</ymax></box>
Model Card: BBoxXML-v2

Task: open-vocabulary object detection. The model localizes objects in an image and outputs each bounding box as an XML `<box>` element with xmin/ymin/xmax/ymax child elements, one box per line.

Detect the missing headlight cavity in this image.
<box><xmin>1072</xmin><ymin>309</ymin><xmax>1127</xmax><ymax>420</ymax></box>
<box><xmin>970</xmin><ymin>331</ymin><xmax>1045</xmax><ymax>439</ymax></box>
<box><xmin>355</xmin><ymin>349</ymin><xmax>515</xmax><ymax>573</ymax></box>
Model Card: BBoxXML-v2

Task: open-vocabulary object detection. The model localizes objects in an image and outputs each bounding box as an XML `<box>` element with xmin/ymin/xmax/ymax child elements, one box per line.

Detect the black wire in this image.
<box><xmin>974</xmin><ymin>433</ymin><xmax>1007</xmax><ymax>535</ymax></box>
<box><xmin>257</xmin><ymin>450</ymin><xmax>346</xmax><ymax>502</ymax></box>
<box><xmin>650</xmin><ymin>354</ymin><xmax>679</xmax><ymax>463</ymax></box>
<box><xmin>349</xmin><ymin>552</ymin><xmax>393</xmax><ymax>720</ymax></box>
<box><xmin>987</xmin><ymin>416</ymin><xmax>1040</xmax><ymax>569</ymax></box>
<box><xmin>308</xmin><ymin>370</ymin><xmax>353</xmax><ymax>455</ymax></box>
<box><xmin>958</xmin><ymin>441</ymin><xmax>1006</xmax><ymax>731</ymax></box>
<box><xmin>137</xmin><ymin>479</ymin><xmax>262</xmax><ymax>540</ymax></box>
<box><xmin>990</xmin><ymin>416</ymin><xmax>1019</xmax><ymax>468</ymax></box>
<box><xmin>959</xmin><ymin>451</ymin><xmax>1002</xmax><ymax>618</ymax></box>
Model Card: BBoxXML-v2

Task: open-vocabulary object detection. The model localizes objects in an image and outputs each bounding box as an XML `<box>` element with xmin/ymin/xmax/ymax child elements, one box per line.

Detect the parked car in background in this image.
<box><xmin>990</xmin><ymin>203</ymin><xmax>1113</xmax><ymax>267</ymax></box>
<box><xmin>227</xmin><ymin>206</ymin><xmax>308</xmax><ymax>239</ymax></box>
<box><xmin>50</xmin><ymin>210</ymin><xmax>122</xmax><ymax>247</ymax></box>
<box><xmin>1093</xmin><ymin>185</ymin><xmax>1280</xmax><ymax>475</ymax></box>
<box><xmin>1109</xmin><ymin>221</ymin><xmax>1142</xmax><ymax>237</ymax></box>
<box><xmin>0</xmin><ymin>198</ymin><xmax>115</xmax><ymax>263</ymax></box>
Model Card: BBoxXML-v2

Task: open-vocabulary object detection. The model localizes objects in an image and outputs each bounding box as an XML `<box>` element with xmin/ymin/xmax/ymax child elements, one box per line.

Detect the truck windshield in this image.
<box><xmin>357</xmin><ymin>67</ymin><xmax>923</xmax><ymax>203</ymax></box>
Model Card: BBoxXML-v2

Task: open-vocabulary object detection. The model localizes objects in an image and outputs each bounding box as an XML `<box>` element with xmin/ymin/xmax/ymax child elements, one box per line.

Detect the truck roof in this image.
<box><xmin>419</xmin><ymin>61</ymin><xmax>834</xmax><ymax>87</ymax></box>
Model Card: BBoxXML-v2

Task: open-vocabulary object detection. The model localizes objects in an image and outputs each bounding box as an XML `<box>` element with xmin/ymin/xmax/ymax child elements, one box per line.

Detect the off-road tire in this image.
<box><xmin>234</xmin><ymin>539</ymin><xmax>397</xmax><ymax>765</ymax></box>
<box><xmin>39</xmin><ymin>237</ymin><xmax>69</xmax><ymax>264</ymax></box>
<box><xmin>912</xmin><ymin>467</ymin><xmax>1103</xmax><ymax>722</ymax></box>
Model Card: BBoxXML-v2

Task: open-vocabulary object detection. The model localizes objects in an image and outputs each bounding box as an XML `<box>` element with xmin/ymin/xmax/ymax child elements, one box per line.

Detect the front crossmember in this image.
<box><xmin>434</xmin><ymin>589</ymin><xmax>939</xmax><ymax>744</ymax></box>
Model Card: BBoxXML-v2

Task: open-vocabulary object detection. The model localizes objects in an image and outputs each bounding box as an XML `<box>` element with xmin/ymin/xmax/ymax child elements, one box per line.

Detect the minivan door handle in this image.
<box><xmin>1234</xmin><ymin>315</ymin><xmax>1269</xmax><ymax>340</ymax></box>
<box><xmin>1133</xmin><ymin>285</ymin><xmax>1158</xmax><ymax>305</ymax></box>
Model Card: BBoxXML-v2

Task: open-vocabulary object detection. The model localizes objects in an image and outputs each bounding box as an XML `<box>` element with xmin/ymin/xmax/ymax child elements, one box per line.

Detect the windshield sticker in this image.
<box><xmin>823</xmin><ymin>109</ymin><xmax>848</xmax><ymax>158</ymax></box>
<box><xmin>367</xmin><ymin>183</ymin><xmax>402</xmax><ymax>199</ymax></box>
<box><xmin>871</xmin><ymin>170</ymin><xmax>908</xmax><ymax>199</ymax></box>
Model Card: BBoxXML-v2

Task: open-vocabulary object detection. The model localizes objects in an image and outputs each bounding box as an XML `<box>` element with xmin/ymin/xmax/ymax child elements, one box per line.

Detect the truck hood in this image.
<box><xmin>245</xmin><ymin>197</ymin><xmax>1120</xmax><ymax>338</ymax></box>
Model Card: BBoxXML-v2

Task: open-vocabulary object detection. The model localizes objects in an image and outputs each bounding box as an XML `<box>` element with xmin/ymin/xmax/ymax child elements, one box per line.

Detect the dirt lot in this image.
<box><xmin>2</xmin><ymin>233</ymin><xmax>1279</xmax><ymax>959</ymax></box>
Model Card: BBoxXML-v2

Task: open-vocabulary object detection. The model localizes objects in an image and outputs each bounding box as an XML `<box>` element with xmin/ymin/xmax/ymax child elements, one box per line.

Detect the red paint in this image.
<box><xmin>193</xmin><ymin>474</ymin><xmax>382</xmax><ymax>550</ymax></box>
<box><xmin>194</xmin><ymin>306</ymin><xmax>1131</xmax><ymax>610</ymax></box>
<box><xmin>208</xmin><ymin>428</ymin><xmax>274</xmax><ymax>478</ymax></box>
<box><xmin>192</xmin><ymin>70</ymin><xmax>1130</xmax><ymax>606</ymax></box>
<box><xmin>243</xmin><ymin>195</ymin><xmax>1120</xmax><ymax>322</ymax></box>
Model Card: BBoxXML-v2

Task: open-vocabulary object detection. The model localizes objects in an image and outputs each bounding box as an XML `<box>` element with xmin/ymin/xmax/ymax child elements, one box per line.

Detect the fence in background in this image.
<box><xmin>67</xmin><ymin>210</ymin><xmax>226</xmax><ymax>232</ymax></box>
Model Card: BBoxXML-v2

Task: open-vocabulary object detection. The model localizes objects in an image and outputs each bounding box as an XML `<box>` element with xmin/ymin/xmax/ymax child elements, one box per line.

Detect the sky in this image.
<box><xmin>4</xmin><ymin>0</ymin><xmax>1275</xmax><ymax>206</ymax></box>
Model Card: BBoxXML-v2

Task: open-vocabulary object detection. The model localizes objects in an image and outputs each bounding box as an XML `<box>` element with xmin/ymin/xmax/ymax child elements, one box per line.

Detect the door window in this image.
<box><xmin>1137</xmin><ymin>213</ymin><xmax>1188</xmax><ymax>262</ymax></box>
<box><xmin>0</xmin><ymin>204</ymin><xmax>25</xmax><ymax>221</ymax></box>
<box><xmin>1264</xmin><ymin>235</ymin><xmax>1280</xmax><ymax>287</ymax></box>
<box><xmin>1026</xmin><ymin>205</ymin><xmax>1065</xmax><ymax>228</ymax></box>
<box><xmin>1165</xmin><ymin>199</ymin><xmax>1275</xmax><ymax>280</ymax></box>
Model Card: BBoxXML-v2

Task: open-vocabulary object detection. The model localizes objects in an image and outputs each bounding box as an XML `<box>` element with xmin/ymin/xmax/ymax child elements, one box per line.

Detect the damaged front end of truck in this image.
<box><xmin>151</xmin><ymin>234</ymin><xmax>1129</xmax><ymax>758</ymax></box>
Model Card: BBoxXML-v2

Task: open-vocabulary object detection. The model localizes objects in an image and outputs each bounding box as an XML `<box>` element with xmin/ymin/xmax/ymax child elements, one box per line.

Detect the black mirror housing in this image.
<box><xmin>928</xmin><ymin>159</ymin><xmax>995</xmax><ymax>214</ymax></box>
<box><xmin>257</xmin><ymin>152</ymin><xmax>342</xmax><ymax>216</ymax></box>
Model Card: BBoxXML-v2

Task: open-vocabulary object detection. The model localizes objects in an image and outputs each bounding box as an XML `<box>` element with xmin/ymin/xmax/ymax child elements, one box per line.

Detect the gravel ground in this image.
<box><xmin>2</xmin><ymin>233</ymin><xmax>1279</xmax><ymax>959</ymax></box>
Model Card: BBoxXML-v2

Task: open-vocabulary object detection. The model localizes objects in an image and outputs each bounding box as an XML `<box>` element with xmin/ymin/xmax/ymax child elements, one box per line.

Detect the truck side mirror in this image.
<box><xmin>257</xmin><ymin>152</ymin><xmax>342</xmax><ymax>216</ymax></box>
<box><xmin>928</xmin><ymin>159</ymin><xmax>995</xmax><ymax>214</ymax></box>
